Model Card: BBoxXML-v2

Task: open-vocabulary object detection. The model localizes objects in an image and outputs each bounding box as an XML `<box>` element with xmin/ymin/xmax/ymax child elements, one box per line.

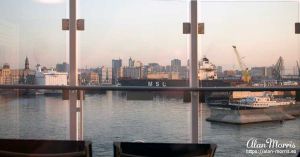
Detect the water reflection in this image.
<box><xmin>0</xmin><ymin>92</ymin><xmax>299</xmax><ymax>157</ymax></box>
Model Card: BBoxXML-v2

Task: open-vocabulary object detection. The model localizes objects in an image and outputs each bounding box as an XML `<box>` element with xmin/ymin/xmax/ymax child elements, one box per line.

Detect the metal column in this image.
<box><xmin>190</xmin><ymin>0</ymin><xmax>200</xmax><ymax>143</ymax></box>
<box><xmin>69</xmin><ymin>0</ymin><xmax>80</xmax><ymax>140</ymax></box>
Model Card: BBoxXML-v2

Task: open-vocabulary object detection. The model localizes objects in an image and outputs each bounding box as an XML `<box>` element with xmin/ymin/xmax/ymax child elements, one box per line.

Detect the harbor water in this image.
<box><xmin>0</xmin><ymin>91</ymin><xmax>299</xmax><ymax>157</ymax></box>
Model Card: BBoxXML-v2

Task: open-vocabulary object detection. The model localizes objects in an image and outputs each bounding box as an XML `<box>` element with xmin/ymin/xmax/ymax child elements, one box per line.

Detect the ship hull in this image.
<box><xmin>118</xmin><ymin>79</ymin><xmax>230</xmax><ymax>87</ymax></box>
<box><xmin>118</xmin><ymin>79</ymin><xmax>231</xmax><ymax>102</ymax></box>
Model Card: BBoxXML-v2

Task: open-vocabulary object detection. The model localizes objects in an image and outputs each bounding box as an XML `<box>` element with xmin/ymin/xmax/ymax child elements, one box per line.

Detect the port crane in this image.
<box><xmin>272</xmin><ymin>57</ymin><xmax>284</xmax><ymax>80</ymax></box>
<box><xmin>232</xmin><ymin>46</ymin><xmax>251</xmax><ymax>83</ymax></box>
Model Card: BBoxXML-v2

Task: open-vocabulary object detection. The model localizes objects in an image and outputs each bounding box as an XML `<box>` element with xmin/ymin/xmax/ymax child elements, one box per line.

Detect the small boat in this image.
<box><xmin>229</xmin><ymin>94</ymin><xmax>295</xmax><ymax>109</ymax></box>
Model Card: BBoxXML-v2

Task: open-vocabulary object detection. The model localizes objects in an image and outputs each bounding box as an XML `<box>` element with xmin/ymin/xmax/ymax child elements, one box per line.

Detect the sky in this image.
<box><xmin>0</xmin><ymin>0</ymin><xmax>299</xmax><ymax>72</ymax></box>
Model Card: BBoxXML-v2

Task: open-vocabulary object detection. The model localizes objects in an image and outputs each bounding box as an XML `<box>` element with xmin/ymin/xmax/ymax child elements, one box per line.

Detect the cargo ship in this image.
<box><xmin>118</xmin><ymin>56</ymin><xmax>232</xmax><ymax>102</ymax></box>
<box><xmin>118</xmin><ymin>79</ymin><xmax>230</xmax><ymax>88</ymax></box>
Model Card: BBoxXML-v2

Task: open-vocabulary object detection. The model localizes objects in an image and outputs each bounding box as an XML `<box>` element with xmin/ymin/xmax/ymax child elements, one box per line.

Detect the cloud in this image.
<box><xmin>33</xmin><ymin>0</ymin><xmax>65</xmax><ymax>4</ymax></box>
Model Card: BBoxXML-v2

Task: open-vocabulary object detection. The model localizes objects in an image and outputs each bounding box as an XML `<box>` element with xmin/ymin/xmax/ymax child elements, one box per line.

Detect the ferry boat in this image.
<box><xmin>229</xmin><ymin>94</ymin><xmax>296</xmax><ymax>109</ymax></box>
<box><xmin>35</xmin><ymin>65</ymin><xmax>68</xmax><ymax>95</ymax></box>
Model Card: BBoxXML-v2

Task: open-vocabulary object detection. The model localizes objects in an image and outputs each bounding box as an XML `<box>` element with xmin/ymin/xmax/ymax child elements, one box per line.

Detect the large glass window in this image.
<box><xmin>199</xmin><ymin>1</ymin><xmax>300</xmax><ymax>156</ymax></box>
<box><xmin>0</xmin><ymin>0</ymin><xmax>69</xmax><ymax>139</ymax></box>
<box><xmin>199</xmin><ymin>1</ymin><xmax>299</xmax><ymax>85</ymax></box>
<box><xmin>0</xmin><ymin>1</ymin><xmax>299</xmax><ymax>157</ymax></box>
<box><xmin>79</xmin><ymin>0</ymin><xmax>189</xmax><ymax>86</ymax></box>
<box><xmin>79</xmin><ymin>1</ymin><xmax>192</xmax><ymax>156</ymax></box>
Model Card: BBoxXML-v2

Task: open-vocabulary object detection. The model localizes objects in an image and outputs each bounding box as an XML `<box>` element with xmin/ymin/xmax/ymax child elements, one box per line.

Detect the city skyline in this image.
<box><xmin>1</xmin><ymin>56</ymin><xmax>299</xmax><ymax>76</ymax></box>
<box><xmin>0</xmin><ymin>0</ymin><xmax>299</xmax><ymax>70</ymax></box>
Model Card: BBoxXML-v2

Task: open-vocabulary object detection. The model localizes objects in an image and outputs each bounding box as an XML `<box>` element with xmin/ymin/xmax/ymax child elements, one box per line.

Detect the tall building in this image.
<box><xmin>148</xmin><ymin>63</ymin><xmax>160</xmax><ymax>73</ymax></box>
<box><xmin>142</xmin><ymin>65</ymin><xmax>149</xmax><ymax>79</ymax></box>
<box><xmin>22</xmin><ymin>57</ymin><xmax>35</xmax><ymax>84</ymax></box>
<box><xmin>171</xmin><ymin>59</ymin><xmax>181</xmax><ymax>72</ymax></box>
<box><xmin>217</xmin><ymin>66</ymin><xmax>223</xmax><ymax>78</ymax></box>
<box><xmin>128</xmin><ymin>57</ymin><xmax>135</xmax><ymax>67</ymax></box>
<box><xmin>179</xmin><ymin>66</ymin><xmax>188</xmax><ymax>79</ymax></box>
<box><xmin>56</xmin><ymin>62</ymin><xmax>70</xmax><ymax>73</ymax></box>
<box><xmin>112</xmin><ymin>59</ymin><xmax>122</xmax><ymax>84</ymax></box>
<box><xmin>120</xmin><ymin>66</ymin><xmax>142</xmax><ymax>79</ymax></box>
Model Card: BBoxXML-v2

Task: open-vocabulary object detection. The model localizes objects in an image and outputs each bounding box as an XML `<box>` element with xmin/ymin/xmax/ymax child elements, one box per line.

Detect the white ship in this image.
<box><xmin>35</xmin><ymin>65</ymin><xmax>68</xmax><ymax>95</ymax></box>
<box><xmin>229</xmin><ymin>94</ymin><xmax>295</xmax><ymax>109</ymax></box>
<box><xmin>198</xmin><ymin>57</ymin><xmax>217</xmax><ymax>80</ymax></box>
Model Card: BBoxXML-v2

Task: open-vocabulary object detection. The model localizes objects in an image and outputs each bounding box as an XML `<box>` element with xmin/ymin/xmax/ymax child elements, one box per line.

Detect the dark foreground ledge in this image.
<box><xmin>0</xmin><ymin>139</ymin><xmax>92</xmax><ymax>157</ymax></box>
<box><xmin>114</xmin><ymin>142</ymin><xmax>217</xmax><ymax>157</ymax></box>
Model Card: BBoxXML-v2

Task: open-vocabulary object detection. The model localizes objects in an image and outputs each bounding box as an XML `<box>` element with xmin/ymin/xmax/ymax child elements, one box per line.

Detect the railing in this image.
<box><xmin>0</xmin><ymin>85</ymin><xmax>299</xmax><ymax>92</ymax></box>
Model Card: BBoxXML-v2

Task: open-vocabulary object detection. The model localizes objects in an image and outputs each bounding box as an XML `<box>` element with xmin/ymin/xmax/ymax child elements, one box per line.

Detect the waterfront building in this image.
<box><xmin>128</xmin><ymin>57</ymin><xmax>135</xmax><ymax>67</ymax></box>
<box><xmin>0</xmin><ymin>64</ymin><xmax>12</xmax><ymax>84</ymax></box>
<box><xmin>11</xmin><ymin>69</ymin><xmax>22</xmax><ymax>84</ymax></box>
<box><xmin>112</xmin><ymin>59</ymin><xmax>122</xmax><ymax>84</ymax></box>
<box><xmin>56</xmin><ymin>62</ymin><xmax>70</xmax><ymax>73</ymax></box>
<box><xmin>165</xmin><ymin>65</ymin><xmax>172</xmax><ymax>73</ymax></box>
<box><xmin>120</xmin><ymin>60</ymin><xmax>144</xmax><ymax>79</ymax></box>
<box><xmin>250</xmin><ymin>66</ymin><xmax>280</xmax><ymax>81</ymax></box>
<box><xmin>250</xmin><ymin>67</ymin><xmax>266</xmax><ymax>81</ymax></box>
<box><xmin>148</xmin><ymin>63</ymin><xmax>161</xmax><ymax>73</ymax></box>
<box><xmin>217</xmin><ymin>66</ymin><xmax>223</xmax><ymax>78</ymax></box>
<box><xmin>121</xmin><ymin>66</ymin><xmax>143</xmax><ymax>79</ymax></box>
<box><xmin>134</xmin><ymin>60</ymin><xmax>143</xmax><ymax>67</ymax></box>
<box><xmin>0</xmin><ymin>57</ymin><xmax>35</xmax><ymax>85</ymax></box>
<box><xmin>223</xmin><ymin>70</ymin><xmax>236</xmax><ymax>78</ymax></box>
<box><xmin>0</xmin><ymin>63</ymin><xmax>23</xmax><ymax>85</ymax></box>
<box><xmin>266</xmin><ymin>67</ymin><xmax>274</xmax><ymax>79</ymax></box>
<box><xmin>101</xmin><ymin>67</ymin><xmax>113</xmax><ymax>85</ymax></box>
<box><xmin>171</xmin><ymin>59</ymin><xmax>181</xmax><ymax>72</ymax></box>
<box><xmin>179</xmin><ymin>66</ymin><xmax>188</xmax><ymax>79</ymax></box>
<box><xmin>81</xmin><ymin>71</ymin><xmax>100</xmax><ymax>85</ymax></box>
<box><xmin>22</xmin><ymin>57</ymin><xmax>35</xmax><ymax>84</ymax></box>
<box><xmin>142</xmin><ymin>65</ymin><xmax>149</xmax><ymax>79</ymax></box>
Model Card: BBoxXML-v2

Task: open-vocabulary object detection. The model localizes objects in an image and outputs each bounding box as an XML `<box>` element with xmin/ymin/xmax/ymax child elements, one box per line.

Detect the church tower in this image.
<box><xmin>25</xmin><ymin>56</ymin><xmax>29</xmax><ymax>70</ymax></box>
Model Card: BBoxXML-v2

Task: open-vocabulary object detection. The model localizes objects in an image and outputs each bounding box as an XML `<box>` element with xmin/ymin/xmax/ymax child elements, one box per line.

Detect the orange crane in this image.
<box><xmin>232</xmin><ymin>45</ymin><xmax>251</xmax><ymax>83</ymax></box>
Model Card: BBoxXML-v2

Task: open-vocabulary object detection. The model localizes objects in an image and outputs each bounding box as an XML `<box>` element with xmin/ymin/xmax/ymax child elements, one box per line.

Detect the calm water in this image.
<box><xmin>0</xmin><ymin>92</ymin><xmax>299</xmax><ymax>157</ymax></box>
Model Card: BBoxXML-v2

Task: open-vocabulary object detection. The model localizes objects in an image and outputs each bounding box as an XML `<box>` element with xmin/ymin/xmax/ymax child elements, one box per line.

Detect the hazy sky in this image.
<box><xmin>0</xmin><ymin>0</ymin><xmax>299</xmax><ymax>72</ymax></box>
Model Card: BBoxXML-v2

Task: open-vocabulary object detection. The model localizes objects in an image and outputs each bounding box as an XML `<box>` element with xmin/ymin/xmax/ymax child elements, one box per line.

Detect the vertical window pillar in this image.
<box><xmin>190</xmin><ymin>0</ymin><xmax>200</xmax><ymax>143</ymax></box>
<box><xmin>69</xmin><ymin>0</ymin><xmax>79</xmax><ymax>140</ymax></box>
